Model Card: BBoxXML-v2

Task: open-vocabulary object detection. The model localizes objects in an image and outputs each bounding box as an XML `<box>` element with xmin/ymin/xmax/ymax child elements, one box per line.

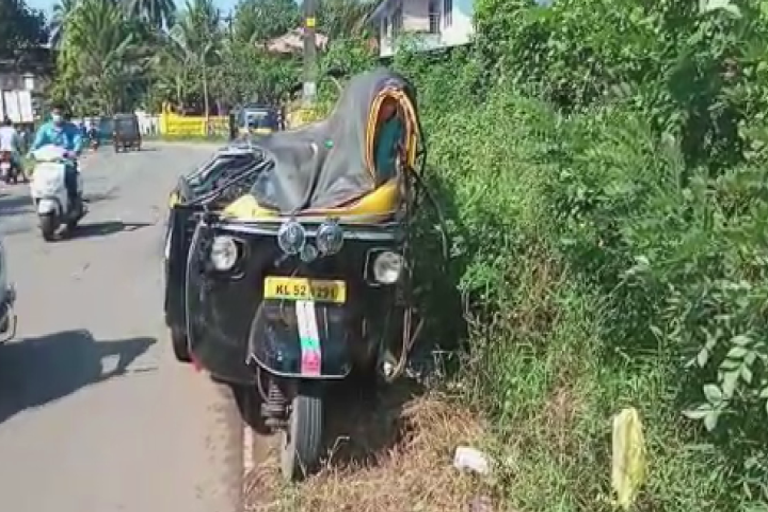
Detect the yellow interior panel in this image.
<box><xmin>222</xmin><ymin>178</ymin><xmax>400</xmax><ymax>221</ymax></box>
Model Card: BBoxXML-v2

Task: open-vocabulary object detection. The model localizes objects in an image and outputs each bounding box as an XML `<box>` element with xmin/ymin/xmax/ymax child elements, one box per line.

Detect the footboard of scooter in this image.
<box><xmin>247</xmin><ymin>300</ymin><xmax>353</xmax><ymax>379</ymax></box>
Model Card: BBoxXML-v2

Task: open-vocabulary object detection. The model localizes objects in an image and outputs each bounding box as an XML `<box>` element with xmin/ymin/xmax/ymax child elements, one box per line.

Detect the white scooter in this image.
<box><xmin>29</xmin><ymin>144</ymin><xmax>86</xmax><ymax>241</ymax></box>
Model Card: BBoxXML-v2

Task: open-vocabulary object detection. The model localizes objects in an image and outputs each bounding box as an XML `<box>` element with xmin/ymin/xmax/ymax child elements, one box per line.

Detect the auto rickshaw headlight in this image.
<box><xmin>210</xmin><ymin>235</ymin><xmax>239</xmax><ymax>271</ymax></box>
<box><xmin>372</xmin><ymin>251</ymin><xmax>403</xmax><ymax>284</ymax></box>
<box><xmin>316</xmin><ymin>221</ymin><xmax>344</xmax><ymax>255</ymax></box>
<box><xmin>277</xmin><ymin>220</ymin><xmax>306</xmax><ymax>255</ymax></box>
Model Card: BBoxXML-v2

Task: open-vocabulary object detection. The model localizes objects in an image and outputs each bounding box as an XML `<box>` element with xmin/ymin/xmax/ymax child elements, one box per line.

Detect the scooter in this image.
<box><xmin>29</xmin><ymin>145</ymin><xmax>86</xmax><ymax>242</ymax></box>
<box><xmin>0</xmin><ymin>151</ymin><xmax>20</xmax><ymax>184</ymax></box>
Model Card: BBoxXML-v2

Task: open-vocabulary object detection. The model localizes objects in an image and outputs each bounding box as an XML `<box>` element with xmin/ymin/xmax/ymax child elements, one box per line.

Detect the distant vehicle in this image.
<box><xmin>112</xmin><ymin>113</ymin><xmax>141</xmax><ymax>153</ymax></box>
<box><xmin>234</xmin><ymin>104</ymin><xmax>281</xmax><ymax>139</ymax></box>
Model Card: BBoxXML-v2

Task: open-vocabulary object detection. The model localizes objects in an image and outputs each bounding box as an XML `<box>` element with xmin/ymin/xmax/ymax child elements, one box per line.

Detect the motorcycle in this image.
<box><xmin>88</xmin><ymin>128</ymin><xmax>100</xmax><ymax>151</ymax></box>
<box><xmin>29</xmin><ymin>145</ymin><xmax>86</xmax><ymax>241</ymax></box>
<box><xmin>0</xmin><ymin>151</ymin><xmax>20</xmax><ymax>184</ymax></box>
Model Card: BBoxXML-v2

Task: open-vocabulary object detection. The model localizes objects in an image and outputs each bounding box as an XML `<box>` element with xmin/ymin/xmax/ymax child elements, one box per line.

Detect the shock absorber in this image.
<box><xmin>260</xmin><ymin>374</ymin><xmax>288</xmax><ymax>428</ymax></box>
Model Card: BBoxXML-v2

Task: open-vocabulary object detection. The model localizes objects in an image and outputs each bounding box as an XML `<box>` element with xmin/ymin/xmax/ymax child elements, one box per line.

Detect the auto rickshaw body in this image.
<box><xmin>112</xmin><ymin>113</ymin><xmax>141</xmax><ymax>152</ymax></box>
<box><xmin>163</xmin><ymin>68</ymin><xmax>427</xmax><ymax>482</ymax></box>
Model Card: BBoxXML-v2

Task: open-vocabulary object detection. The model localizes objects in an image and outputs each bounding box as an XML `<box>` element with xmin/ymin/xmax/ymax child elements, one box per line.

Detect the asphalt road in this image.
<box><xmin>0</xmin><ymin>143</ymin><xmax>243</xmax><ymax>512</ymax></box>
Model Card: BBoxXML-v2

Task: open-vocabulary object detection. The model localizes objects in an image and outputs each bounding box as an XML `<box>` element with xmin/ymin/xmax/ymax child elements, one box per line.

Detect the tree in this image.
<box><xmin>316</xmin><ymin>0</ymin><xmax>375</xmax><ymax>39</ymax></box>
<box><xmin>52</xmin><ymin>0</ymin><xmax>152</xmax><ymax>113</ymax></box>
<box><xmin>122</xmin><ymin>0</ymin><xmax>175</xmax><ymax>30</ymax></box>
<box><xmin>0</xmin><ymin>0</ymin><xmax>49</xmax><ymax>63</ymax></box>
<box><xmin>170</xmin><ymin>0</ymin><xmax>222</xmax><ymax>120</ymax></box>
<box><xmin>232</xmin><ymin>0</ymin><xmax>299</xmax><ymax>43</ymax></box>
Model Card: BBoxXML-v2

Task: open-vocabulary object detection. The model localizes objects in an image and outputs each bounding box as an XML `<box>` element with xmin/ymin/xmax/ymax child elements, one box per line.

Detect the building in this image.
<box><xmin>368</xmin><ymin>0</ymin><xmax>474</xmax><ymax>58</ymax></box>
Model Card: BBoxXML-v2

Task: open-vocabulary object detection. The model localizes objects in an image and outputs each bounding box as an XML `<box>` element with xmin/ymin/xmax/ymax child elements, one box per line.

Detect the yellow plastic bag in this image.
<box><xmin>611</xmin><ymin>407</ymin><xmax>647</xmax><ymax>510</ymax></box>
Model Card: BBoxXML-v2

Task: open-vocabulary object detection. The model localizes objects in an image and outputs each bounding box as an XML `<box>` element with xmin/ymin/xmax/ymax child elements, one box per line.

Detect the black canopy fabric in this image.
<box><xmin>248</xmin><ymin>67</ymin><xmax>418</xmax><ymax>214</ymax></box>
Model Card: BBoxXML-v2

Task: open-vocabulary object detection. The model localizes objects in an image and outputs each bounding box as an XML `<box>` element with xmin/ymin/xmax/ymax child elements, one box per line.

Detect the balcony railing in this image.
<box><xmin>428</xmin><ymin>13</ymin><xmax>441</xmax><ymax>34</ymax></box>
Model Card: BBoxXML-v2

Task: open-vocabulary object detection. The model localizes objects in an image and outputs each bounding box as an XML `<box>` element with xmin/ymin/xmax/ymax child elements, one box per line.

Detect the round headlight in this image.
<box><xmin>277</xmin><ymin>220</ymin><xmax>306</xmax><ymax>255</ymax></box>
<box><xmin>316</xmin><ymin>221</ymin><xmax>344</xmax><ymax>255</ymax></box>
<box><xmin>372</xmin><ymin>251</ymin><xmax>403</xmax><ymax>284</ymax></box>
<box><xmin>210</xmin><ymin>235</ymin><xmax>238</xmax><ymax>271</ymax></box>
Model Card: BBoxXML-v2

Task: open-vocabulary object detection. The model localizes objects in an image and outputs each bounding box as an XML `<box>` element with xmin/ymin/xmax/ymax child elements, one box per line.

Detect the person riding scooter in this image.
<box><xmin>29</xmin><ymin>104</ymin><xmax>83</xmax><ymax>205</ymax></box>
<box><xmin>0</xmin><ymin>117</ymin><xmax>27</xmax><ymax>183</ymax></box>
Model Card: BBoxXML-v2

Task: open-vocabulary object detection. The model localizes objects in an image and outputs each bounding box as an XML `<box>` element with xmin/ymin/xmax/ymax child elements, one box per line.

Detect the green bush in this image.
<box><xmin>314</xmin><ymin>1</ymin><xmax>768</xmax><ymax>507</ymax></box>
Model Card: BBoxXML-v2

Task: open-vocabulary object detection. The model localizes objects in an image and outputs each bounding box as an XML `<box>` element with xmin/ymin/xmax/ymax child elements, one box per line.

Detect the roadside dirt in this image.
<box><xmin>242</xmin><ymin>381</ymin><xmax>498</xmax><ymax>512</ymax></box>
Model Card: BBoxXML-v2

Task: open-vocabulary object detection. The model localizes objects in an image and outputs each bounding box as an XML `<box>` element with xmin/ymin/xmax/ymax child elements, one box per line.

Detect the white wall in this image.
<box><xmin>377</xmin><ymin>0</ymin><xmax>476</xmax><ymax>57</ymax></box>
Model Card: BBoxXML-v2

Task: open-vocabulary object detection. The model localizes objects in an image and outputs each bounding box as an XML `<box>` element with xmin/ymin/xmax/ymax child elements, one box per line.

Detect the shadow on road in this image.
<box><xmin>0</xmin><ymin>330</ymin><xmax>156</xmax><ymax>424</ymax></box>
<box><xmin>0</xmin><ymin>193</ymin><xmax>32</xmax><ymax>218</ymax></box>
<box><xmin>71</xmin><ymin>221</ymin><xmax>153</xmax><ymax>240</ymax></box>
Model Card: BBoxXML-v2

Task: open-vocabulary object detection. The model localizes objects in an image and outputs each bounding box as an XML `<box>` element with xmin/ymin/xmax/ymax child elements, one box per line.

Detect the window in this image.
<box><xmin>428</xmin><ymin>0</ymin><xmax>440</xmax><ymax>34</ymax></box>
<box><xmin>443</xmin><ymin>0</ymin><xmax>452</xmax><ymax>27</ymax></box>
<box><xmin>391</xmin><ymin>5</ymin><xmax>403</xmax><ymax>36</ymax></box>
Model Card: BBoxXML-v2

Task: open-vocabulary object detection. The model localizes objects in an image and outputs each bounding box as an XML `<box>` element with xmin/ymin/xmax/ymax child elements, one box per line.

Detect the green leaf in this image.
<box><xmin>731</xmin><ymin>334</ymin><xmax>752</xmax><ymax>347</ymax></box>
<box><xmin>703</xmin><ymin>384</ymin><xmax>723</xmax><ymax>405</ymax></box>
<box><xmin>726</xmin><ymin>346</ymin><xmax>748</xmax><ymax>359</ymax></box>
<box><xmin>696</xmin><ymin>347</ymin><xmax>709</xmax><ymax>367</ymax></box>
<box><xmin>759</xmin><ymin>387</ymin><xmax>768</xmax><ymax>399</ymax></box>
<box><xmin>704</xmin><ymin>410</ymin><xmax>719</xmax><ymax>432</ymax></box>
<box><xmin>722</xmin><ymin>371</ymin><xmax>739</xmax><ymax>398</ymax></box>
<box><xmin>741</xmin><ymin>365</ymin><xmax>753</xmax><ymax>384</ymax></box>
<box><xmin>683</xmin><ymin>405</ymin><xmax>711</xmax><ymax>420</ymax></box>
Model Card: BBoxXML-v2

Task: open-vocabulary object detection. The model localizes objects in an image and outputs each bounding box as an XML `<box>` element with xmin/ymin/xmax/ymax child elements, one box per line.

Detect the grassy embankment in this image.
<box><xmin>246</xmin><ymin>2</ymin><xmax>768</xmax><ymax>512</ymax></box>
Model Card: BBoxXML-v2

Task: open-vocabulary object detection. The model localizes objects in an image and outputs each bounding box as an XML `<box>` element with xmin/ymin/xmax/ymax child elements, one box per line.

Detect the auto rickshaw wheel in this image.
<box><xmin>170</xmin><ymin>326</ymin><xmax>191</xmax><ymax>362</ymax></box>
<box><xmin>280</xmin><ymin>386</ymin><xmax>323</xmax><ymax>482</ymax></box>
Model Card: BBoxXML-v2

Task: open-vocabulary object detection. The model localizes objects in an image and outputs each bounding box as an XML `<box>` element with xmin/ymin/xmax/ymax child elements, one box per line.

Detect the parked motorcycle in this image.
<box><xmin>0</xmin><ymin>150</ymin><xmax>21</xmax><ymax>184</ymax></box>
<box><xmin>29</xmin><ymin>145</ymin><xmax>86</xmax><ymax>241</ymax></box>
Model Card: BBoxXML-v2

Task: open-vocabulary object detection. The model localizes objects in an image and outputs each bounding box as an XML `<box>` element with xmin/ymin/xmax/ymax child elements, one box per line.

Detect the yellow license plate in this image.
<box><xmin>263</xmin><ymin>277</ymin><xmax>346</xmax><ymax>304</ymax></box>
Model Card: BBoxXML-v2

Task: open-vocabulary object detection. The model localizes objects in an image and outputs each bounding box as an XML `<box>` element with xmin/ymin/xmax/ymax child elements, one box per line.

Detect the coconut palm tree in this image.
<box><xmin>49</xmin><ymin>0</ymin><xmax>79</xmax><ymax>48</ymax></box>
<box><xmin>122</xmin><ymin>0</ymin><xmax>176</xmax><ymax>29</ymax></box>
<box><xmin>65</xmin><ymin>0</ymin><xmax>150</xmax><ymax>112</ymax></box>
<box><xmin>169</xmin><ymin>0</ymin><xmax>222</xmax><ymax>123</ymax></box>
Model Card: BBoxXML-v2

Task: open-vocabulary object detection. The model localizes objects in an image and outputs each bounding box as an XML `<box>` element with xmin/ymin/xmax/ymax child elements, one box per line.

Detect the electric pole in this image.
<box><xmin>302</xmin><ymin>0</ymin><xmax>318</xmax><ymax>106</ymax></box>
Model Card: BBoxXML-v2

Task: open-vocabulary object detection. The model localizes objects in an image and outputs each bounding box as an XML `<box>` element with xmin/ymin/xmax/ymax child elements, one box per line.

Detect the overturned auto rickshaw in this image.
<box><xmin>163</xmin><ymin>68</ymin><xmax>429</xmax><ymax>481</ymax></box>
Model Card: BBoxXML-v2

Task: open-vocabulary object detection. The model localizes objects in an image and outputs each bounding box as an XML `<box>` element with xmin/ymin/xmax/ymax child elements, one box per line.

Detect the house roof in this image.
<box><xmin>263</xmin><ymin>28</ymin><xmax>329</xmax><ymax>55</ymax></box>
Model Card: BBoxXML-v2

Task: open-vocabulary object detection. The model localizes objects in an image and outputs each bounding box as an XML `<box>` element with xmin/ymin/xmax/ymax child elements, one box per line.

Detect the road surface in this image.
<box><xmin>0</xmin><ymin>143</ymin><xmax>243</xmax><ymax>512</ymax></box>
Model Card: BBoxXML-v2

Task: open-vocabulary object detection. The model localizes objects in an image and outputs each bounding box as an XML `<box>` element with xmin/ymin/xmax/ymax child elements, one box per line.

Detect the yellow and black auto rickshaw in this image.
<box><xmin>234</xmin><ymin>104</ymin><xmax>281</xmax><ymax>138</ymax></box>
<box><xmin>162</xmin><ymin>68</ymin><xmax>431</xmax><ymax>482</ymax></box>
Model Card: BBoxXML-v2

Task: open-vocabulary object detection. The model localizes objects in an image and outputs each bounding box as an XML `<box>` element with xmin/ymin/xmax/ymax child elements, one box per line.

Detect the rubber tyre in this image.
<box><xmin>66</xmin><ymin>201</ymin><xmax>83</xmax><ymax>231</ymax></box>
<box><xmin>171</xmin><ymin>326</ymin><xmax>191</xmax><ymax>363</ymax></box>
<box><xmin>40</xmin><ymin>213</ymin><xmax>57</xmax><ymax>242</ymax></box>
<box><xmin>280</xmin><ymin>388</ymin><xmax>324</xmax><ymax>482</ymax></box>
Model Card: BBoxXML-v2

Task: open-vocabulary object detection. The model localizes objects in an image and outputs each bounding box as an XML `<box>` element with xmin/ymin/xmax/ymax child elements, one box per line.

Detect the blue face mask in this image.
<box><xmin>51</xmin><ymin>114</ymin><xmax>63</xmax><ymax>125</ymax></box>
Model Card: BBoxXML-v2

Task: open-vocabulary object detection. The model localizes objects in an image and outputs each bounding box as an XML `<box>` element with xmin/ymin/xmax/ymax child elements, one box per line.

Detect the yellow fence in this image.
<box><xmin>158</xmin><ymin>112</ymin><xmax>229</xmax><ymax>137</ymax></box>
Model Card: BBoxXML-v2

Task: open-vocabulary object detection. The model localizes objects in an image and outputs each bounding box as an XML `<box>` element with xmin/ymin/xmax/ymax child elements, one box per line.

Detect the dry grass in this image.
<box><xmin>244</xmin><ymin>383</ymin><xmax>499</xmax><ymax>512</ymax></box>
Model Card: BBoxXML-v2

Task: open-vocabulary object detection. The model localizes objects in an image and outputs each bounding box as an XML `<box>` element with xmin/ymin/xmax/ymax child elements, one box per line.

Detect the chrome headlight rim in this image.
<box><xmin>316</xmin><ymin>220</ymin><xmax>344</xmax><ymax>256</ymax></box>
<box><xmin>210</xmin><ymin>235</ymin><xmax>239</xmax><ymax>271</ymax></box>
<box><xmin>277</xmin><ymin>219</ymin><xmax>307</xmax><ymax>256</ymax></box>
<box><xmin>372</xmin><ymin>250</ymin><xmax>404</xmax><ymax>285</ymax></box>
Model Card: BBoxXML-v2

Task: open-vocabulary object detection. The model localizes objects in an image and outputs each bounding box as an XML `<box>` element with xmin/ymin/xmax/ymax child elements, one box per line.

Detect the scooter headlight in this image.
<box><xmin>372</xmin><ymin>251</ymin><xmax>403</xmax><ymax>284</ymax></box>
<box><xmin>277</xmin><ymin>220</ymin><xmax>306</xmax><ymax>255</ymax></box>
<box><xmin>210</xmin><ymin>235</ymin><xmax>239</xmax><ymax>271</ymax></box>
<box><xmin>316</xmin><ymin>221</ymin><xmax>344</xmax><ymax>255</ymax></box>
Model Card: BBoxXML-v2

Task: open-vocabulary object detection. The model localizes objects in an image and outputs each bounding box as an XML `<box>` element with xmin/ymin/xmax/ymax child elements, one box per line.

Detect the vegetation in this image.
<box><xmin>46</xmin><ymin>0</ymin><xmax>376</xmax><ymax>115</ymax></box>
<box><xmin>45</xmin><ymin>0</ymin><xmax>768</xmax><ymax>510</ymax></box>
<box><xmin>382</xmin><ymin>1</ymin><xmax>768</xmax><ymax>511</ymax></box>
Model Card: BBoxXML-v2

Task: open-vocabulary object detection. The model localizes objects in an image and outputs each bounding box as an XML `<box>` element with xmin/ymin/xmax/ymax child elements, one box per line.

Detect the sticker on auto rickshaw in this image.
<box><xmin>263</xmin><ymin>276</ymin><xmax>346</xmax><ymax>303</ymax></box>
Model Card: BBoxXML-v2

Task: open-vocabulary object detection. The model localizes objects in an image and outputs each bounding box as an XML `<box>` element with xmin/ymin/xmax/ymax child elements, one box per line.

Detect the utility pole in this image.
<box><xmin>302</xmin><ymin>0</ymin><xmax>318</xmax><ymax>106</ymax></box>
